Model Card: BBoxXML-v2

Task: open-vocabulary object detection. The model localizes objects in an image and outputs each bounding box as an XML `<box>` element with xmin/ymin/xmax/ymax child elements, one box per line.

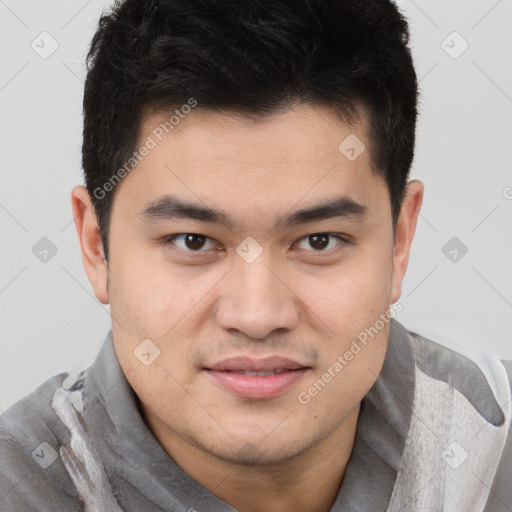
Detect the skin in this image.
<box><xmin>72</xmin><ymin>103</ymin><xmax>423</xmax><ymax>512</ymax></box>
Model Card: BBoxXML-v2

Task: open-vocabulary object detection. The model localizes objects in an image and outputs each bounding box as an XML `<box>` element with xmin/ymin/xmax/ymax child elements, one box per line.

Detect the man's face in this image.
<box><xmin>97</xmin><ymin>104</ymin><xmax>402</xmax><ymax>465</ymax></box>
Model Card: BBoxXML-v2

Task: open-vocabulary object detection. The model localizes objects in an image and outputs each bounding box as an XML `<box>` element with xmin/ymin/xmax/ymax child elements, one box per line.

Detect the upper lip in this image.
<box><xmin>205</xmin><ymin>356</ymin><xmax>309</xmax><ymax>372</ymax></box>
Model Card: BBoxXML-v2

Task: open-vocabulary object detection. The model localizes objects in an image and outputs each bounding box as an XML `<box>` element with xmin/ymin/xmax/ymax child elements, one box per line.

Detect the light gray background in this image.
<box><xmin>1</xmin><ymin>0</ymin><xmax>511</xmax><ymax>412</ymax></box>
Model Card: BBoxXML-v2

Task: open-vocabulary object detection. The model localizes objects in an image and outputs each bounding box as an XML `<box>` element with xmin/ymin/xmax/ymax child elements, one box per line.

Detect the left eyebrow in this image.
<box><xmin>137</xmin><ymin>194</ymin><xmax>369</xmax><ymax>231</ymax></box>
<box><xmin>272</xmin><ymin>196</ymin><xmax>369</xmax><ymax>232</ymax></box>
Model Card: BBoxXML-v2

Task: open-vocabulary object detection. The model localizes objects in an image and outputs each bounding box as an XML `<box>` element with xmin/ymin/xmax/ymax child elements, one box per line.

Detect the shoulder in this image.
<box><xmin>0</xmin><ymin>372</ymin><xmax>84</xmax><ymax>511</ymax></box>
<box><xmin>404</xmin><ymin>327</ymin><xmax>512</xmax><ymax>509</ymax></box>
<box><xmin>485</xmin><ymin>359</ymin><xmax>512</xmax><ymax>510</ymax></box>
<box><xmin>406</xmin><ymin>328</ymin><xmax>509</xmax><ymax>425</ymax></box>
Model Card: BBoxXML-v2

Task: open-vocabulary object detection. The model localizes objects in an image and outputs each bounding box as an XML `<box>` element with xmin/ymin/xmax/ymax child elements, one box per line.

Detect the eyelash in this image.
<box><xmin>161</xmin><ymin>233</ymin><xmax>351</xmax><ymax>256</ymax></box>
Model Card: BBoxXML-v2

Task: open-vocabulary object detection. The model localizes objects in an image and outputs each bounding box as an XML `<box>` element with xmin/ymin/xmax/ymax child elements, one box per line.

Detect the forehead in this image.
<box><xmin>111</xmin><ymin>103</ymin><xmax>388</xmax><ymax>226</ymax></box>
<box><xmin>140</xmin><ymin>102</ymin><xmax>371</xmax><ymax>166</ymax></box>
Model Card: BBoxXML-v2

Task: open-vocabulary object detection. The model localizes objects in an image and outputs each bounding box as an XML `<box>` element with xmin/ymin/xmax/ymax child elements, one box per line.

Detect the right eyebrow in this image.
<box><xmin>138</xmin><ymin>195</ymin><xmax>235</xmax><ymax>229</ymax></box>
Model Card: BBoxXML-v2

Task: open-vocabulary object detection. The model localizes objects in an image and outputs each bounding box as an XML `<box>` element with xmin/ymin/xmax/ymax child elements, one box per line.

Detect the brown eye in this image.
<box><xmin>165</xmin><ymin>233</ymin><xmax>216</xmax><ymax>252</ymax></box>
<box><xmin>308</xmin><ymin>234</ymin><xmax>329</xmax><ymax>250</ymax></box>
<box><xmin>295</xmin><ymin>233</ymin><xmax>346</xmax><ymax>252</ymax></box>
<box><xmin>183</xmin><ymin>234</ymin><xmax>206</xmax><ymax>250</ymax></box>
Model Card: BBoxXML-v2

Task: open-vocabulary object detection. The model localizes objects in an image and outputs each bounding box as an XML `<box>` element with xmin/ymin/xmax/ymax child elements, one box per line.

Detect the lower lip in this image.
<box><xmin>204</xmin><ymin>369</ymin><xmax>309</xmax><ymax>399</ymax></box>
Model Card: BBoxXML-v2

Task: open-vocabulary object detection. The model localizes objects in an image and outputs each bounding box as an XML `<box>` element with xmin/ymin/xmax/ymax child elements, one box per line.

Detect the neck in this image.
<box><xmin>142</xmin><ymin>402</ymin><xmax>361</xmax><ymax>512</ymax></box>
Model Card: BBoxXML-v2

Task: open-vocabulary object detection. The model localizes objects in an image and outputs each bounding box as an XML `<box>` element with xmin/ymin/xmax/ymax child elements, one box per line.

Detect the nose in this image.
<box><xmin>215</xmin><ymin>254</ymin><xmax>300</xmax><ymax>340</ymax></box>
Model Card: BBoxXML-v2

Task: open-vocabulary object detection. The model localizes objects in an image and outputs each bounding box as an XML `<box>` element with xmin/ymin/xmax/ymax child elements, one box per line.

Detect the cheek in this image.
<box><xmin>294</xmin><ymin>243</ymin><xmax>393</xmax><ymax>401</ymax></box>
<box><xmin>295</xmin><ymin>326</ymin><xmax>388</xmax><ymax>443</ymax></box>
<box><xmin>108</xmin><ymin>247</ymin><xmax>204</xmax><ymax>337</ymax></box>
<box><xmin>302</xmin><ymin>246</ymin><xmax>394</xmax><ymax>332</ymax></box>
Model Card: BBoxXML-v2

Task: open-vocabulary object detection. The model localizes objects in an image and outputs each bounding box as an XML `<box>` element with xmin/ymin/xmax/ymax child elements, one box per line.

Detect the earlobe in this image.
<box><xmin>71</xmin><ymin>185</ymin><xmax>110</xmax><ymax>304</ymax></box>
<box><xmin>390</xmin><ymin>180</ymin><xmax>424</xmax><ymax>304</ymax></box>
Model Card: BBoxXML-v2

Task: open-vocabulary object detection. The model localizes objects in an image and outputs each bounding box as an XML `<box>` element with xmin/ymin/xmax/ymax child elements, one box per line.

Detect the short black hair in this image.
<box><xmin>82</xmin><ymin>0</ymin><xmax>418</xmax><ymax>262</ymax></box>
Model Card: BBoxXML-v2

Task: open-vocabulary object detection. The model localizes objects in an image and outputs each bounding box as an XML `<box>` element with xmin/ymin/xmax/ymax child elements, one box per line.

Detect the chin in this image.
<box><xmin>212</xmin><ymin>439</ymin><xmax>311</xmax><ymax>467</ymax></box>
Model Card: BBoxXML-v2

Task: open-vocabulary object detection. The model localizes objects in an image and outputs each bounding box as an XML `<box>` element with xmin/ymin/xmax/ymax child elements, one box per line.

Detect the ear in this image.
<box><xmin>390</xmin><ymin>179</ymin><xmax>424</xmax><ymax>304</ymax></box>
<box><xmin>71</xmin><ymin>185</ymin><xmax>109</xmax><ymax>304</ymax></box>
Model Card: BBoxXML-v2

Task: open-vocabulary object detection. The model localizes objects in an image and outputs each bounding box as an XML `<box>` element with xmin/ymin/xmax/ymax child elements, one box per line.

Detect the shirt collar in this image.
<box><xmin>332</xmin><ymin>317</ymin><xmax>416</xmax><ymax>510</ymax></box>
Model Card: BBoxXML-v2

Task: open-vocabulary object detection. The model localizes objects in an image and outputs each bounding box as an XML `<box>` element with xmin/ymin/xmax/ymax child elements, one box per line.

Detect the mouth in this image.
<box><xmin>212</xmin><ymin>368</ymin><xmax>299</xmax><ymax>376</ymax></box>
<box><xmin>203</xmin><ymin>356</ymin><xmax>311</xmax><ymax>399</ymax></box>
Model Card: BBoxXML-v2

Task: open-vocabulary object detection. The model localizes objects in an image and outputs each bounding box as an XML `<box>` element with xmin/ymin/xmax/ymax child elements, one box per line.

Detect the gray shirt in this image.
<box><xmin>1</xmin><ymin>318</ymin><xmax>511</xmax><ymax>511</ymax></box>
